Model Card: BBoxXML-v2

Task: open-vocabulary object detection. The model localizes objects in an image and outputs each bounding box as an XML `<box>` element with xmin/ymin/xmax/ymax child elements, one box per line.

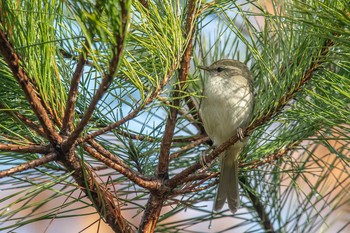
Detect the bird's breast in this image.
<box><xmin>200</xmin><ymin>75</ymin><xmax>253</xmax><ymax>145</ymax></box>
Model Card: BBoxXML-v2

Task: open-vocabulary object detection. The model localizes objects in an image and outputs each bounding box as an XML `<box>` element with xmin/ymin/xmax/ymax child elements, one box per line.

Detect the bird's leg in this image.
<box><xmin>237</xmin><ymin>128</ymin><xmax>244</xmax><ymax>141</ymax></box>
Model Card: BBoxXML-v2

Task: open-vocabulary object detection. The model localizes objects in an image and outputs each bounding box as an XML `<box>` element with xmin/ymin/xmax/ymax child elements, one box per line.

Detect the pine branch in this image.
<box><xmin>0</xmin><ymin>1</ymin><xmax>347</xmax><ymax>232</ymax></box>
<box><xmin>140</xmin><ymin>1</ymin><xmax>199</xmax><ymax>231</ymax></box>
<box><xmin>158</xmin><ymin>0</ymin><xmax>198</xmax><ymax>178</ymax></box>
<box><xmin>43</xmin><ymin>4</ymin><xmax>134</xmax><ymax>231</ymax></box>
<box><xmin>0</xmin><ymin>30</ymin><xmax>62</xmax><ymax>145</ymax></box>
<box><xmin>77</xmin><ymin>61</ymin><xmax>178</xmax><ymax>144</ymax></box>
<box><xmin>61</xmin><ymin>41</ymin><xmax>89</xmax><ymax>135</ymax></box>
<box><xmin>0</xmin><ymin>143</ymin><xmax>51</xmax><ymax>153</ymax></box>
<box><xmin>64</xmin><ymin>2</ymin><xmax>129</xmax><ymax>149</ymax></box>
<box><xmin>84</xmin><ymin>139</ymin><xmax>160</xmax><ymax>190</ymax></box>
<box><xmin>170</xmin><ymin>136</ymin><xmax>209</xmax><ymax>160</ymax></box>
<box><xmin>241</xmin><ymin>140</ymin><xmax>302</xmax><ymax>169</ymax></box>
<box><xmin>0</xmin><ymin>152</ymin><xmax>56</xmax><ymax>178</ymax></box>
<box><xmin>252</xmin><ymin>39</ymin><xmax>334</xmax><ymax>129</ymax></box>
<box><xmin>0</xmin><ymin>103</ymin><xmax>46</xmax><ymax>137</ymax></box>
<box><xmin>65</xmin><ymin>68</ymin><xmax>116</xmax><ymax>147</ymax></box>
<box><xmin>139</xmin><ymin>193</ymin><xmax>166</xmax><ymax>232</ymax></box>
<box><xmin>241</xmin><ymin>175</ymin><xmax>276</xmax><ymax>233</ymax></box>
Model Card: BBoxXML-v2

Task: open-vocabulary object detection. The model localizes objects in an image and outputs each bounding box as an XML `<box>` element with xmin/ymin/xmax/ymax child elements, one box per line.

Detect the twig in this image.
<box><xmin>240</xmin><ymin>176</ymin><xmax>276</xmax><ymax>233</ymax></box>
<box><xmin>0</xmin><ymin>143</ymin><xmax>51</xmax><ymax>153</ymax></box>
<box><xmin>173</xmin><ymin>134</ymin><xmax>207</xmax><ymax>143</ymax></box>
<box><xmin>0</xmin><ymin>30</ymin><xmax>62</xmax><ymax>145</ymax></box>
<box><xmin>64</xmin><ymin>3</ymin><xmax>129</xmax><ymax>149</ymax></box>
<box><xmin>139</xmin><ymin>1</ymin><xmax>199</xmax><ymax>231</ymax></box>
<box><xmin>0</xmin><ymin>103</ymin><xmax>46</xmax><ymax>137</ymax></box>
<box><xmin>197</xmin><ymin>1</ymin><xmax>217</xmax><ymax>15</ymax></box>
<box><xmin>95</xmin><ymin>127</ymin><xmax>205</xmax><ymax>143</ymax></box>
<box><xmin>115</xmin><ymin>129</ymin><xmax>159</xmax><ymax>142</ymax></box>
<box><xmin>83</xmin><ymin>140</ymin><xmax>160</xmax><ymax>190</ymax></box>
<box><xmin>241</xmin><ymin>140</ymin><xmax>301</xmax><ymax>169</ymax></box>
<box><xmin>61</xmin><ymin>41</ymin><xmax>89</xmax><ymax>135</ymax></box>
<box><xmin>0</xmin><ymin>152</ymin><xmax>57</xmax><ymax>178</ymax></box>
<box><xmin>92</xmin><ymin>165</ymin><xmax>109</xmax><ymax>171</ymax></box>
<box><xmin>157</xmin><ymin>0</ymin><xmax>198</xmax><ymax>178</ymax></box>
<box><xmin>138</xmin><ymin>0</ymin><xmax>149</xmax><ymax>9</ymax></box>
<box><xmin>59</xmin><ymin>48</ymin><xmax>94</xmax><ymax>67</ymax></box>
<box><xmin>177</xmin><ymin>171</ymin><xmax>218</xmax><ymax>194</ymax></box>
<box><xmin>172</xmin><ymin>179</ymin><xmax>217</xmax><ymax>195</ymax></box>
<box><xmin>170</xmin><ymin>136</ymin><xmax>209</xmax><ymax>160</ymax></box>
<box><xmin>77</xmin><ymin>61</ymin><xmax>179</xmax><ymax>144</ymax></box>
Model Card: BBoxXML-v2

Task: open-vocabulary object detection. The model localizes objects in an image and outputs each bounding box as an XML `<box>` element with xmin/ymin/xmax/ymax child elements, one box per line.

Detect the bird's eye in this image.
<box><xmin>217</xmin><ymin>67</ymin><xmax>224</xmax><ymax>72</ymax></box>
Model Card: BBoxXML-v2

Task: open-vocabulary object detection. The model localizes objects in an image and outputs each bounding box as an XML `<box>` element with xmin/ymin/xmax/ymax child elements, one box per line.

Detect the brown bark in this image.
<box><xmin>0</xmin><ymin>152</ymin><xmax>57</xmax><ymax>178</ymax></box>
<box><xmin>61</xmin><ymin>42</ymin><xmax>88</xmax><ymax>135</ymax></box>
<box><xmin>138</xmin><ymin>193</ymin><xmax>166</xmax><ymax>232</ymax></box>
<box><xmin>158</xmin><ymin>0</ymin><xmax>197</xmax><ymax>178</ymax></box>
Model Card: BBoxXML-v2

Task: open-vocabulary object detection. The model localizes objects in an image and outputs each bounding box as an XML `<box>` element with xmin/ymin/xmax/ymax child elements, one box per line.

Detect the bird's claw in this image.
<box><xmin>200</xmin><ymin>151</ymin><xmax>209</xmax><ymax>169</ymax></box>
<box><xmin>237</xmin><ymin>128</ymin><xmax>244</xmax><ymax>141</ymax></box>
<box><xmin>200</xmin><ymin>147</ymin><xmax>215</xmax><ymax>170</ymax></box>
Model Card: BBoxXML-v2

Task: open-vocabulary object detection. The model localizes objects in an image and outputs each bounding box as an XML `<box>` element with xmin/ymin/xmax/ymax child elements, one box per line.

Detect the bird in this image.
<box><xmin>199</xmin><ymin>59</ymin><xmax>254</xmax><ymax>213</ymax></box>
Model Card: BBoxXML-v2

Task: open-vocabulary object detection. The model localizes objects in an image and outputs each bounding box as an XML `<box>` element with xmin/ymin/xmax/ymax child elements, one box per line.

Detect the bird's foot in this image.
<box><xmin>237</xmin><ymin>128</ymin><xmax>244</xmax><ymax>141</ymax></box>
<box><xmin>200</xmin><ymin>146</ymin><xmax>215</xmax><ymax>170</ymax></box>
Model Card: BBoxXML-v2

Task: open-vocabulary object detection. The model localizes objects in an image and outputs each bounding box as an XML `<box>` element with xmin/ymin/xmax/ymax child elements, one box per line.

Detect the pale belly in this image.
<box><xmin>200</xmin><ymin>76</ymin><xmax>253</xmax><ymax>145</ymax></box>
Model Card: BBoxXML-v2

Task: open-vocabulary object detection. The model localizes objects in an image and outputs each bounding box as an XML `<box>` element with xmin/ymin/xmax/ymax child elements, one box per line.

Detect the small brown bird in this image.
<box><xmin>199</xmin><ymin>59</ymin><xmax>254</xmax><ymax>213</ymax></box>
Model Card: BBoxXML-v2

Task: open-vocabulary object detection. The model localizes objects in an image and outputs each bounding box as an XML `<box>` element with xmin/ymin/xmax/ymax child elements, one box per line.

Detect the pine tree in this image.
<box><xmin>0</xmin><ymin>0</ymin><xmax>349</xmax><ymax>232</ymax></box>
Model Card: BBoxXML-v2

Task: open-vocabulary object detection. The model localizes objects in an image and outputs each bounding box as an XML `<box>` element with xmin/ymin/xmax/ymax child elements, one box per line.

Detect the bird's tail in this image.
<box><xmin>214</xmin><ymin>143</ymin><xmax>243</xmax><ymax>213</ymax></box>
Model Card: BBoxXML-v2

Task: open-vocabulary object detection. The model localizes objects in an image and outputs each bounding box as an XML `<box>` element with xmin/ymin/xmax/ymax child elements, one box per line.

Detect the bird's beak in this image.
<box><xmin>198</xmin><ymin>65</ymin><xmax>209</xmax><ymax>71</ymax></box>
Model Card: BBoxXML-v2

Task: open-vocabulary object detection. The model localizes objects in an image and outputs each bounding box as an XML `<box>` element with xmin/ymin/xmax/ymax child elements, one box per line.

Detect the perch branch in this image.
<box><xmin>170</xmin><ymin>136</ymin><xmax>209</xmax><ymax>160</ymax></box>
